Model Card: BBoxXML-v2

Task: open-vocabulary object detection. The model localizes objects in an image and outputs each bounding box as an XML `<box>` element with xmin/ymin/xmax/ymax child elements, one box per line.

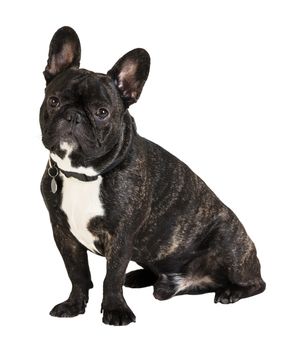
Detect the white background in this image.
<box><xmin>1</xmin><ymin>0</ymin><xmax>293</xmax><ymax>349</ymax></box>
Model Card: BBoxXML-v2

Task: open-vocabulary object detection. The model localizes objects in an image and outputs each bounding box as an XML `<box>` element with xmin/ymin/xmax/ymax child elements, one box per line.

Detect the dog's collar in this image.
<box><xmin>48</xmin><ymin>159</ymin><xmax>101</xmax><ymax>194</ymax></box>
<box><xmin>49</xmin><ymin>161</ymin><xmax>100</xmax><ymax>182</ymax></box>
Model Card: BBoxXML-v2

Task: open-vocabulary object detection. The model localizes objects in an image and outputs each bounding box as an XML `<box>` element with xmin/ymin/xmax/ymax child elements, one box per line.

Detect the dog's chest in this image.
<box><xmin>60</xmin><ymin>174</ymin><xmax>104</xmax><ymax>253</ymax></box>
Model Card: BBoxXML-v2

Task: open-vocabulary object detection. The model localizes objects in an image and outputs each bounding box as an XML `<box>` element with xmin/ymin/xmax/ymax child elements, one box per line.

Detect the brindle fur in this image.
<box><xmin>40</xmin><ymin>27</ymin><xmax>265</xmax><ymax>326</ymax></box>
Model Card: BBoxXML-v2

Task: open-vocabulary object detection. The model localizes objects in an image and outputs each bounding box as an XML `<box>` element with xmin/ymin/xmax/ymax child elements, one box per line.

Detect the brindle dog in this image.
<box><xmin>40</xmin><ymin>27</ymin><xmax>266</xmax><ymax>326</ymax></box>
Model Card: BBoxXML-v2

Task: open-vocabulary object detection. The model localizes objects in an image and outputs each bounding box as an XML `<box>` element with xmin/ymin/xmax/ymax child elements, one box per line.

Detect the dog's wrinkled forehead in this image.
<box><xmin>46</xmin><ymin>68</ymin><xmax>119</xmax><ymax>105</ymax></box>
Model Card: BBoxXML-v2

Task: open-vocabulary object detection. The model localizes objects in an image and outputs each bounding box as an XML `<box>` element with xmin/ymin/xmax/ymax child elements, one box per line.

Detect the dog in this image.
<box><xmin>40</xmin><ymin>26</ymin><xmax>265</xmax><ymax>326</ymax></box>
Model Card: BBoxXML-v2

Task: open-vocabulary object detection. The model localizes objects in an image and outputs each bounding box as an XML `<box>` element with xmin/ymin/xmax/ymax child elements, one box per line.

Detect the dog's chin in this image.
<box><xmin>49</xmin><ymin>139</ymin><xmax>77</xmax><ymax>157</ymax></box>
<box><xmin>49</xmin><ymin>134</ymin><xmax>95</xmax><ymax>158</ymax></box>
<box><xmin>49</xmin><ymin>138</ymin><xmax>111</xmax><ymax>165</ymax></box>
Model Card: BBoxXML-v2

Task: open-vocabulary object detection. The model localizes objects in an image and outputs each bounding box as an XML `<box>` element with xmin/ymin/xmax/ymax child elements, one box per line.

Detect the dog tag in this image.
<box><xmin>51</xmin><ymin>177</ymin><xmax>58</xmax><ymax>194</ymax></box>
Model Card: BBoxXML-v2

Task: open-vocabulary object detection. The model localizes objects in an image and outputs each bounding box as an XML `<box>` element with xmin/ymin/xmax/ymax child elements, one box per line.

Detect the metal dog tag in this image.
<box><xmin>51</xmin><ymin>177</ymin><xmax>58</xmax><ymax>194</ymax></box>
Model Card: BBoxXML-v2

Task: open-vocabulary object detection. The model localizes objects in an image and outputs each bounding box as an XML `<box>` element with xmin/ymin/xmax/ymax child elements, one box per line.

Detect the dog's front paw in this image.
<box><xmin>50</xmin><ymin>299</ymin><xmax>86</xmax><ymax>317</ymax></box>
<box><xmin>101</xmin><ymin>303</ymin><xmax>136</xmax><ymax>326</ymax></box>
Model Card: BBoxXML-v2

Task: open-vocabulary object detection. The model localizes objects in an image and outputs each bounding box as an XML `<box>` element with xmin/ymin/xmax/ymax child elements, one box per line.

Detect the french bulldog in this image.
<box><xmin>40</xmin><ymin>26</ymin><xmax>266</xmax><ymax>326</ymax></box>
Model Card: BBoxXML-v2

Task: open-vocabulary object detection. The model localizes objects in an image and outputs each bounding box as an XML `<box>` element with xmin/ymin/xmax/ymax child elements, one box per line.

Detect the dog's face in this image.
<box><xmin>40</xmin><ymin>27</ymin><xmax>150</xmax><ymax>167</ymax></box>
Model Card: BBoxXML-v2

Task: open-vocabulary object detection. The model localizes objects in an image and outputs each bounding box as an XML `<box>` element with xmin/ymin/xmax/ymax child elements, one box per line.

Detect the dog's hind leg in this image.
<box><xmin>212</xmin><ymin>220</ymin><xmax>266</xmax><ymax>304</ymax></box>
<box><xmin>214</xmin><ymin>243</ymin><xmax>266</xmax><ymax>304</ymax></box>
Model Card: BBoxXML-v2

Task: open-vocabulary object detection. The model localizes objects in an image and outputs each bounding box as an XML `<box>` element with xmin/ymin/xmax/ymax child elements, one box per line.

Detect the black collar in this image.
<box><xmin>48</xmin><ymin>113</ymin><xmax>135</xmax><ymax>183</ymax></box>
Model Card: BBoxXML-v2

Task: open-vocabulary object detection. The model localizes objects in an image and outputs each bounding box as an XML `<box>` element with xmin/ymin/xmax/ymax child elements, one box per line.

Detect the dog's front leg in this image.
<box><xmin>101</xmin><ymin>235</ymin><xmax>136</xmax><ymax>326</ymax></box>
<box><xmin>50</xmin><ymin>224</ymin><xmax>93</xmax><ymax>318</ymax></box>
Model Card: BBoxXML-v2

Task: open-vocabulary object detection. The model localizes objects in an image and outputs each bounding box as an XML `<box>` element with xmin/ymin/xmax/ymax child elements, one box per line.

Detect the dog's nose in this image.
<box><xmin>65</xmin><ymin>111</ymin><xmax>82</xmax><ymax>124</ymax></box>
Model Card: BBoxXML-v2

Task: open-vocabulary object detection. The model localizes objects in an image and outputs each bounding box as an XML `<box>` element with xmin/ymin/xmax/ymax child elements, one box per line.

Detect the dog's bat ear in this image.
<box><xmin>107</xmin><ymin>48</ymin><xmax>150</xmax><ymax>107</ymax></box>
<box><xmin>44</xmin><ymin>26</ymin><xmax>81</xmax><ymax>84</ymax></box>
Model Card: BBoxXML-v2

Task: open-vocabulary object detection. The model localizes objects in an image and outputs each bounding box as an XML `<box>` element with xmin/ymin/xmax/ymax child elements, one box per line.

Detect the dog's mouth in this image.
<box><xmin>45</xmin><ymin>127</ymin><xmax>98</xmax><ymax>157</ymax></box>
<box><xmin>48</xmin><ymin>133</ymin><xmax>119</xmax><ymax>168</ymax></box>
<box><xmin>48</xmin><ymin>133</ymin><xmax>77</xmax><ymax>154</ymax></box>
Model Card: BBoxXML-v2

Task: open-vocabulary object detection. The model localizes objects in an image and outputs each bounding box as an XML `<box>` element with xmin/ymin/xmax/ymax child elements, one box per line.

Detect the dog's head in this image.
<box><xmin>40</xmin><ymin>26</ymin><xmax>150</xmax><ymax>170</ymax></box>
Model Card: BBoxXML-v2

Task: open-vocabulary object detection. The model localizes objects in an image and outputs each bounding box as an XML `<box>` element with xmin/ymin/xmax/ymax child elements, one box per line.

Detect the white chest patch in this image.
<box><xmin>60</xmin><ymin>173</ymin><xmax>104</xmax><ymax>253</ymax></box>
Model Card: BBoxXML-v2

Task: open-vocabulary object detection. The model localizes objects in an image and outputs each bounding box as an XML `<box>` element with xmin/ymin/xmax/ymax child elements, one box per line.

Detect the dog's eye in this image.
<box><xmin>95</xmin><ymin>108</ymin><xmax>109</xmax><ymax>120</ymax></box>
<box><xmin>48</xmin><ymin>96</ymin><xmax>60</xmax><ymax>108</ymax></box>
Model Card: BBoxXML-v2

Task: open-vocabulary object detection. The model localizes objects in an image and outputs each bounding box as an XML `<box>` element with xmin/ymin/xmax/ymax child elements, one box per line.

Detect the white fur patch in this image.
<box><xmin>50</xmin><ymin>142</ymin><xmax>98</xmax><ymax>176</ymax></box>
<box><xmin>60</xmin><ymin>173</ymin><xmax>104</xmax><ymax>253</ymax></box>
<box><xmin>173</xmin><ymin>274</ymin><xmax>213</xmax><ymax>294</ymax></box>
